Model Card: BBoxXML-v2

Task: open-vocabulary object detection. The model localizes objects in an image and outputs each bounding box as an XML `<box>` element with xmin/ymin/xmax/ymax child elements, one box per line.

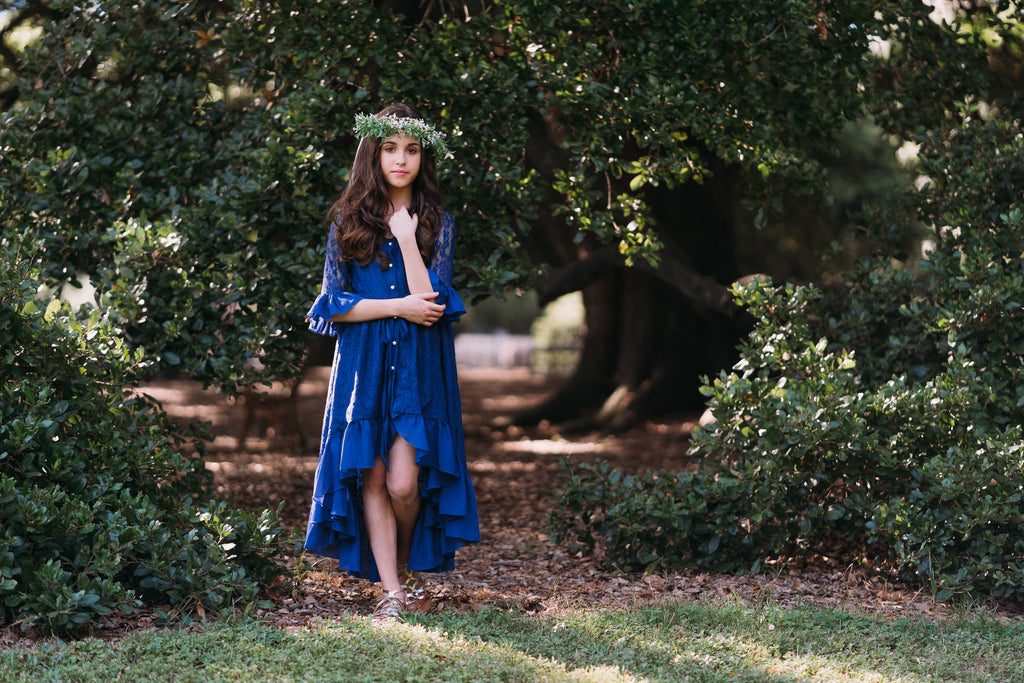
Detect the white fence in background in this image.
<box><xmin>454</xmin><ymin>332</ymin><xmax>581</xmax><ymax>374</ymax></box>
<box><xmin>454</xmin><ymin>333</ymin><xmax>534</xmax><ymax>368</ymax></box>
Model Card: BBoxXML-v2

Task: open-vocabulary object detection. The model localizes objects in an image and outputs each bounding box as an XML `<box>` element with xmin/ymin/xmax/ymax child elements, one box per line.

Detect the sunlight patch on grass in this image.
<box><xmin>2</xmin><ymin>601</ymin><xmax>1023</xmax><ymax>682</ymax></box>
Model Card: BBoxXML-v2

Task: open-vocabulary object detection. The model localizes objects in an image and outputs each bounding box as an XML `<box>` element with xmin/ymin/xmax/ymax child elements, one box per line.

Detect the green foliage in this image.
<box><xmin>0</xmin><ymin>244</ymin><xmax>285</xmax><ymax>632</ymax></box>
<box><xmin>0</xmin><ymin>0</ymin><xmax>543</xmax><ymax>392</ymax></box>
<box><xmin>548</xmin><ymin>459</ymin><xmax>759</xmax><ymax>573</ymax></box>
<box><xmin>550</xmin><ymin>112</ymin><xmax>1024</xmax><ymax>601</ymax></box>
<box><xmin>5</xmin><ymin>0</ymin><xmax>1024</xmax><ymax>613</ymax></box>
<box><xmin>530</xmin><ymin>292</ymin><xmax>583</xmax><ymax>347</ymax></box>
<box><xmin>1</xmin><ymin>0</ymin><xmax>990</xmax><ymax>391</ymax></box>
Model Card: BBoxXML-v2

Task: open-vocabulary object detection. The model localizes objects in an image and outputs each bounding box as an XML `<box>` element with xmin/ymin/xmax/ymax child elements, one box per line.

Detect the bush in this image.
<box><xmin>547</xmin><ymin>459</ymin><xmax>762</xmax><ymax>573</ymax></box>
<box><xmin>549</xmin><ymin>116</ymin><xmax>1024</xmax><ymax>602</ymax></box>
<box><xmin>0</xmin><ymin>244</ymin><xmax>286</xmax><ymax>632</ymax></box>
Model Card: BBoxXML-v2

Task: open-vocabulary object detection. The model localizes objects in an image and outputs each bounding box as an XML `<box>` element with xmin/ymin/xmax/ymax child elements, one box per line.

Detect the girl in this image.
<box><xmin>304</xmin><ymin>103</ymin><xmax>479</xmax><ymax>623</ymax></box>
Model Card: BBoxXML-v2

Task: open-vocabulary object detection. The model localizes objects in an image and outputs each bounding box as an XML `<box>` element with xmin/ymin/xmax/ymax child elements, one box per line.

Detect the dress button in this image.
<box><xmin>390</xmin><ymin>285</ymin><xmax>395</xmax><ymax>290</ymax></box>
<box><xmin>392</xmin><ymin>341</ymin><xmax>397</xmax><ymax>346</ymax></box>
<box><xmin>390</xmin><ymin>366</ymin><xmax>395</xmax><ymax>370</ymax></box>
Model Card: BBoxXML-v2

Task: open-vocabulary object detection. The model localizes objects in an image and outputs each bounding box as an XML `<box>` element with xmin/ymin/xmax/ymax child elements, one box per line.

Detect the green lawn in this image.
<box><xmin>2</xmin><ymin>601</ymin><xmax>1021</xmax><ymax>682</ymax></box>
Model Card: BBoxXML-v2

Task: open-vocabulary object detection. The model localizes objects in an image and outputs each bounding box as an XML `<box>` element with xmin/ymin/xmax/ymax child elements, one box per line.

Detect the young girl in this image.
<box><xmin>304</xmin><ymin>103</ymin><xmax>479</xmax><ymax>623</ymax></box>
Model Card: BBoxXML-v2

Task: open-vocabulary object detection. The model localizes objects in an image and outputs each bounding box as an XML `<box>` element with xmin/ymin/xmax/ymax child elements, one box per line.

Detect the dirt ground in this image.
<box><xmin>129</xmin><ymin>365</ymin><xmax>1021</xmax><ymax>630</ymax></box>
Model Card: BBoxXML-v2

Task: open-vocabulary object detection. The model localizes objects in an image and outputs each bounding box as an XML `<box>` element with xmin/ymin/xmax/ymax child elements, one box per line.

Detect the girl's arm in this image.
<box><xmin>389</xmin><ymin>207</ymin><xmax>434</xmax><ymax>294</ymax></box>
<box><xmin>330</xmin><ymin>292</ymin><xmax>443</xmax><ymax>326</ymax></box>
<box><xmin>310</xmin><ymin>217</ymin><xmax>442</xmax><ymax>328</ymax></box>
<box><xmin>425</xmin><ymin>213</ymin><xmax>466</xmax><ymax>322</ymax></box>
<box><xmin>306</xmin><ymin>222</ymin><xmax>365</xmax><ymax>336</ymax></box>
<box><xmin>427</xmin><ymin>212</ymin><xmax>457</xmax><ymax>286</ymax></box>
<box><xmin>328</xmin><ymin>207</ymin><xmax>442</xmax><ymax>325</ymax></box>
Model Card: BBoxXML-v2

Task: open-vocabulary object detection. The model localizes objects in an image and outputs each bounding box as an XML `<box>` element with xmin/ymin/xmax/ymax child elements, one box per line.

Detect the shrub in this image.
<box><xmin>547</xmin><ymin>459</ymin><xmax>763</xmax><ymax>573</ymax></box>
<box><xmin>0</xmin><ymin>244</ymin><xmax>286</xmax><ymax>632</ymax></box>
<box><xmin>549</xmin><ymin>116</ymin><xmax>1024</xmax><ymax>602</ymax></box>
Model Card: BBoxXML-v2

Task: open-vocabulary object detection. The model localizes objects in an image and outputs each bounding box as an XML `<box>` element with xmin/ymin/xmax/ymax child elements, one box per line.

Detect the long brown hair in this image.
<box><xmin>328</xmin><ymin>103</ymin><xmax>445</xmax><ymax>268</ymax></box>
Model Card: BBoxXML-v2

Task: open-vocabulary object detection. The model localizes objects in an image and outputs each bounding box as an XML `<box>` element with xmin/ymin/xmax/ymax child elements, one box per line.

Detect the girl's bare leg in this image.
<box><xmin>362</xmin><ymin>435</ymin><xmax>421</xmax><ymax>595</ymax></box>
<box><xmin>386</xmin><ymin>435</ymin><xmax>421</xmax><ymax>571</ymax></box>
<box><xmin>362</xmin><ymin>460</ymin><xmax>403</xmax><ymax>595</ymax></box>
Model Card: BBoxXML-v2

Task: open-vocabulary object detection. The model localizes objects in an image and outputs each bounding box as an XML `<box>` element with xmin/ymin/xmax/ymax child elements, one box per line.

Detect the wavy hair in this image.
<box><xmin>328</xmin><ymin>103</ymin><xmax>445</xmax><ymax>269</ymax></box>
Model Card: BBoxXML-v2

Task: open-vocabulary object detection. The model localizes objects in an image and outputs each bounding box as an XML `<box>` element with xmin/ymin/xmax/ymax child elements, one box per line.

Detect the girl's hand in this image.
<box><xmin>397</xmin><ymin>291</ymin><xmax>444</xmax><ymax>326</ymax></box>
<box><xmin>389</xmin><ymin>207</ymin><xmax>419</xmax><ymax>244</ymax></box>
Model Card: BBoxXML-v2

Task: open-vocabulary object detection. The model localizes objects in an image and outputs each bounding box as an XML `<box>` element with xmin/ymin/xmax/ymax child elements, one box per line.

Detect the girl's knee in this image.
<box><xmin>362</xmin><ymin>462</ymin><xmax>388</xmax><ymax>492</ymax></box>
<box><xmin>387</xmin><ymin>474</ymin><xmax>419</xmax><ymax>504</ymax></box>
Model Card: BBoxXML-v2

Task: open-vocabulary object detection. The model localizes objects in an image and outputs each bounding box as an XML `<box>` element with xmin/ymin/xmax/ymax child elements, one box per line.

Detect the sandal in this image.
<box><xmin>371</xmin><ymin>591</ymin><xmax>405</xmax><ymax>624</ymax></box>
<box><xmin>401</xmin><ymin>570</ymin><xmax>433</xmax><ymax>614</ymax></box>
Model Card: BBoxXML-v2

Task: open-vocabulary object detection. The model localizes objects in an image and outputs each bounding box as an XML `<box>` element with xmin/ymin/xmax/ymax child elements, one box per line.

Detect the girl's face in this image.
<box><xmin>379</xmin><ymin>135</ymin><xmax>421</xmax><ymax>191</ymax></box>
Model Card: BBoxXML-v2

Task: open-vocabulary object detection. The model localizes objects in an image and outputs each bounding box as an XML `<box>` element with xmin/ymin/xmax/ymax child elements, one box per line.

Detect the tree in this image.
<box><xmin>0</xmin><ymin>0</ymin><xmax>959</xmax><ymax>424</ymax></box>
<box><xmin>549</xmin><ymin>4</ymin><xmax>1024</xmax><ymax>601</ymax></box>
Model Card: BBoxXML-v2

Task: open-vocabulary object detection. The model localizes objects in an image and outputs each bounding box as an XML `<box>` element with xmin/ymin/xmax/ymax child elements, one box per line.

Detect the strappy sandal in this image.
<box><xmin>371</xmin><ymin>591</ymin><xmax>405</xmax><ymax>624</ymax></box>
<box><xmin>401</xmin><ymin>570</ymin><xmax>432</xmax><ymax>614</ymax></box>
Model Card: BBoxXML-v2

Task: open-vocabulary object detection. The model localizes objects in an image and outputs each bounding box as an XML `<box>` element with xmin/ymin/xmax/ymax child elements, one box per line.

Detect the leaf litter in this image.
<box><xmin>4</xmin><ymin>367</ymin><xmax>1020</xmax><ymax>648</ymax></box>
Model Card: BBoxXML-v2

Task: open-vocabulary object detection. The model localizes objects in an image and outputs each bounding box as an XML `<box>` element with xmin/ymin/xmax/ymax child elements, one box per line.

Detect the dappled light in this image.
<box><xmin>127</xmin><ymin>367</ymin><xmax>983</xmax><ymax>634</ymax></box>
<box><xmin>495</xmin><ymin>439</ymin><xmax>605</xmax><ymax>455</ymax></box>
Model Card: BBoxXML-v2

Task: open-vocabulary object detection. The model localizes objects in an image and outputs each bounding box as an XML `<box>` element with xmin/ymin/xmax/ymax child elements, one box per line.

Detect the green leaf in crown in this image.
<box><xmin>353</xmin><ymin>113</ymin><xmax>450</xmax><ymax>158</ymax></box>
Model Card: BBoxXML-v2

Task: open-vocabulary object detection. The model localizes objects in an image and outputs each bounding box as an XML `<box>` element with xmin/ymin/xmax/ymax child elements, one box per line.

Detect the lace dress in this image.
<box><xmin>303</xmin><ymin>213</ymin><xmax>479</xmax><ymax>580</ymax></box>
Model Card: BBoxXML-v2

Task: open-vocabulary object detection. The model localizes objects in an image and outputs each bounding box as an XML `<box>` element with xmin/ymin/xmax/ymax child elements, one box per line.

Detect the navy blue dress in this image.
<box><xmin>303</xmin><ymin>213</ymin><xmax>479</xmax><ymax>580</ymax></box>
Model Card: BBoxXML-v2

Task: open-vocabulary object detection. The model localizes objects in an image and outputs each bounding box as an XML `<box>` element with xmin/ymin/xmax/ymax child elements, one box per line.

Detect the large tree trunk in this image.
<box><xmin>515</xmin><ymin>274</ymin><xmax>620</xmax><ymax>426</ymax></box>
<box><xmin>518</xmin><ymin>110</ymin><xmax>751</xmax><ymax>430</ymax></box>
<box><xmin>520</xmin><ymin>266</ymin><xmax>748</xmax><ymax>431</ymax></box>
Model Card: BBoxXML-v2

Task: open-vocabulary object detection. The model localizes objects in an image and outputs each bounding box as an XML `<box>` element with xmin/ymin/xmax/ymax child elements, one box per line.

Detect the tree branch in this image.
<box><xmin>0</xmin><ymin>38</ymin><xmax>18</xmax><ymax>71</ymax></box>
<box><xmin>639</xmin><ymin>249</ymin><xmax>739</xmax><ymax>318</ymax></box>
<box><xmin>536</xmin><ymin>245</ymin><xmax>743</xmax><ymax>320</ymax></box>
<box><xmin>534</xmin><ymin>247</ymin><xmax>621</xmax><ymax>304</ymax></box>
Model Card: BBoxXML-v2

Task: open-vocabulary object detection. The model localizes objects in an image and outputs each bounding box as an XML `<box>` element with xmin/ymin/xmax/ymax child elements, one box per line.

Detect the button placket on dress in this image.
<box><xmin>380</xmin><ymin>240</ymin><xmax>403</xmax><ymax>463</ymax></box>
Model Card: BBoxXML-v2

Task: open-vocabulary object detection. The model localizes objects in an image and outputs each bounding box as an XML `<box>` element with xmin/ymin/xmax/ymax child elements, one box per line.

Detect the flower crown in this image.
<box><xmin>353</xmin><ymin>113</ymin><xmax>450</xmax><ymax>157</ymax></box>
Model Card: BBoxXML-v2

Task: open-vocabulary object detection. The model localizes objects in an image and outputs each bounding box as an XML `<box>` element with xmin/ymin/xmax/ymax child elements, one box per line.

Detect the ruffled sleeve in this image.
<box><xmin>307</xmin><ymin>221</ymin><xmax>364</xmax><ymax>337</ymax></box>
<box><xmin>428</xmin><ymin>213</ymin><xmax>466</xmax><ymax>321</ymax></box>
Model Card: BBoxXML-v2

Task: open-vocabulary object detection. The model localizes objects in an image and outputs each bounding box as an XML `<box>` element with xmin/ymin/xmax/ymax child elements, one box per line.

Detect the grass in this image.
<box><xmin>1</xmin><ymin>600</ymin><xmax>1021</xmax><ymax>682</ymax></box>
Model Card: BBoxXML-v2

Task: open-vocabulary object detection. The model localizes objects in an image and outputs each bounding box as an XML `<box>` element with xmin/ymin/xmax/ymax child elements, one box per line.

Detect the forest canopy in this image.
<box><xmin>1</xmin><ymin>0</ymin><xmax>992</xmax><ymax>409</ymax></box>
